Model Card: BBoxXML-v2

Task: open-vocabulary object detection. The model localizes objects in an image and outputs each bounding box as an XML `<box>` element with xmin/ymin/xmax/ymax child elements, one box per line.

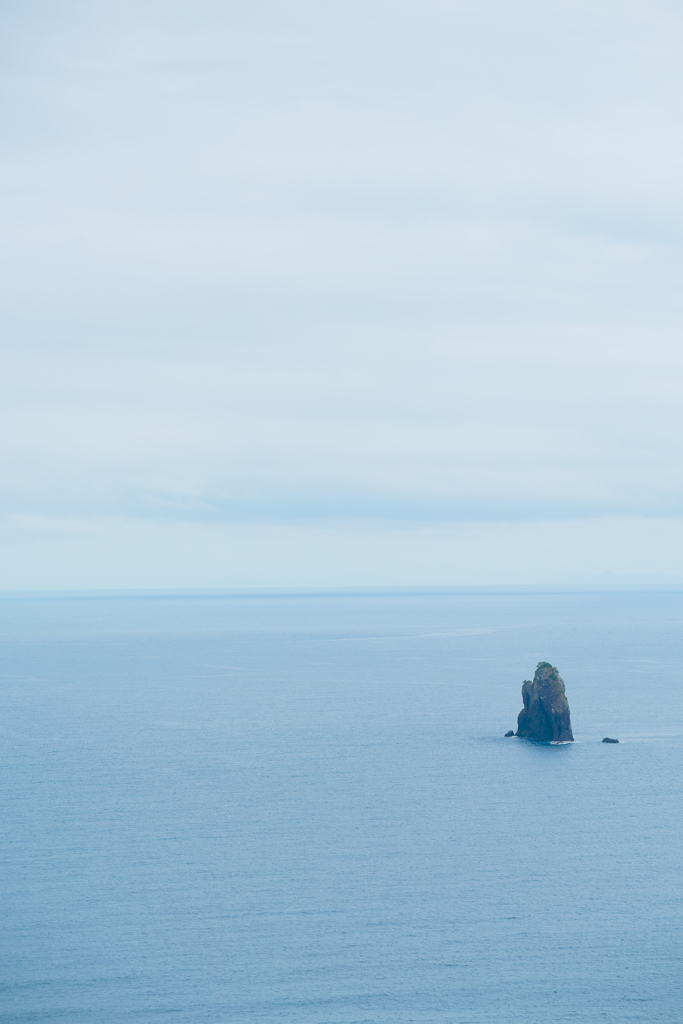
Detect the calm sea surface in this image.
<box><xmin>2</xmin><ymin>588</ymin><xmax>682</xmax><ymax>1023</ymax></box>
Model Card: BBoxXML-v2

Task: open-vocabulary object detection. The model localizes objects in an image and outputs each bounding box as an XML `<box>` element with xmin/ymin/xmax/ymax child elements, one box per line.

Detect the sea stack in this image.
<box><xmin>516</xmin><ymin>662</ymin><xmax>574</xmax><ymax>742</ymax></box>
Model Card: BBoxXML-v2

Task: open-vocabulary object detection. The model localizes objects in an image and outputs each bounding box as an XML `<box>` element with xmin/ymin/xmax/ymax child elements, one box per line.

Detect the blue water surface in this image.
<box><xmin>1</xmin><ymin>588</ymin><xmax>682</xmax><ymax>1023</ymax></box>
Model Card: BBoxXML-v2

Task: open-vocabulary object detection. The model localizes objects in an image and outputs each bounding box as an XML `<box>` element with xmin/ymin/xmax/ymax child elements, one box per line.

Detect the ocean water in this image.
<box><xmin>1</xmin><ymin>587</ymin><xmax>682</xmax><ymax>1024</ymax></box>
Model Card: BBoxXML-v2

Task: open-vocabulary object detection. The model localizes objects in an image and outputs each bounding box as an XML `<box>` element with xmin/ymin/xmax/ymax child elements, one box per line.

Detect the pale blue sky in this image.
<box><xmin>3</xmin><ymin>0</ymin><xmax>683</xmax><ymax>588</ymax></box>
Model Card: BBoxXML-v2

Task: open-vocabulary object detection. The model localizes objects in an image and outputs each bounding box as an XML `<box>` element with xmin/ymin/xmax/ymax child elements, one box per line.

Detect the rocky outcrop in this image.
<box><xmin>516</xmin><ymin>662</ymin><xmax>574</xmax><ymax>742</ymax></box>
<box><xmin>602</xmin><ymin>737</ymin><xmax>619</xmax><ymax>743</ymax></box>
<box><xmin>504</xmin><ymin>730</ymin><xmax>515</xmax><ymax>737</ymax></box>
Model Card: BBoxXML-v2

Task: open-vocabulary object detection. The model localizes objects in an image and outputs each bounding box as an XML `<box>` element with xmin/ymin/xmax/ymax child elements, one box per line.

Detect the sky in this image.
<box><xmin>3</xmin><ymin>0</ymin><xmax>683</xmax><ymax>588</ymax></box>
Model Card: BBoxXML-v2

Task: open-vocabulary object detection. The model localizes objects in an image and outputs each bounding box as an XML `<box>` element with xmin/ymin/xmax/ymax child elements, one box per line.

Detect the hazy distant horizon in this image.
<box><xmin>4</xmin><ymin>575</ymin><xmax>683</xmax><ymax>597</ymax></box>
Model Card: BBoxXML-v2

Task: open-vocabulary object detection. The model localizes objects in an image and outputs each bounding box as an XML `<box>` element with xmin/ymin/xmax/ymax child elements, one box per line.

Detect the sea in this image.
<box><xmin>2</xmin><ymin>587</ymin><xmax>682</xmax><ymax>1023</ymax></box>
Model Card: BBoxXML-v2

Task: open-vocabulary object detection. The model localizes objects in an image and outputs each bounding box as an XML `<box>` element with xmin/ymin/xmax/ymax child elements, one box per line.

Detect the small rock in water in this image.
<box><xmin>504</xmin><ymin>730</ymin><xmax>515</xmax><ymax>737</ymax></box>
<box><xmin>602</xmin><ymin>736</ymin><xmax>619</xmax><ymax>743</ymax></box>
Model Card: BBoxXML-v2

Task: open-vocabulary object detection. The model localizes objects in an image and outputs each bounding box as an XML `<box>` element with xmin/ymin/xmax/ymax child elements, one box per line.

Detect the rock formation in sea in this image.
<box><xmin>504</xmin><ymin>730</ymin><xmax>515</xmax><ymax>737</ymax></box>
<box><xmin>516</xmin><ymin>662</ymin><xmax>574</xmax><ymax>742</ymax></box>
<box><xmin>602</xmin><ymin>736</ymin><xmax>619</xmax><ymax>743</ymax></box>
